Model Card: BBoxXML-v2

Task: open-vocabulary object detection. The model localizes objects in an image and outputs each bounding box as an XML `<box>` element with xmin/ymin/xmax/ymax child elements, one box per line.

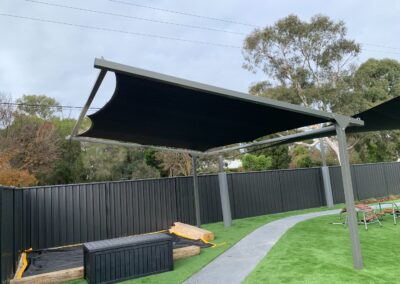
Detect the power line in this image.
<box><xmin>0</xmin><ymin>102</ymin><xmax>100</xmax><ymax>110</ymax></box>
<box><xmin>363</xmin><ymin>43</ymin><xmax>400</xmax><ymax>51</ymax></box>
<box><xmin>109</xmin><ymin>1</ymin><xmax>400</xmax><ymax>52</ymax></box>
<box><xmin>108</xmin><ymin>0</ymin><xmax>258</xmax><ymax>28</ymax></box>
<box><xmin>0</xmin><ymin>13</ymin><xmax>241</xmax><ymax>49</ymax></box>
<box><xmin>362</xmin><ymin>49</ymin><xmax>400</xmax><ymax>55</ymax></box>
<box><xmin>24</xmin><ymin>0</ymin><xmax>246</xmax><ymax>36</ymax></box>
<box><xmin>1</xmin><ymin>12</ymin><xmax>399</xmax><ymax>56</ymax></box>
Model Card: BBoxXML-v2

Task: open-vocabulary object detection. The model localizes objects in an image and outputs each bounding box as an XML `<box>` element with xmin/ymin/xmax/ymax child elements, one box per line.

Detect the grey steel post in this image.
<box><xmin>218</xmin><ymin>155</ymin><xmax>232</xmax><ymax>227</ymax></box>
<box><xmin>320</xmin><ymin>138</ymin><xmax>334</xmax><ymax>208</ymax></box>
<box><xmin>192</xmin><ymin>155</ymin><xmax>201</xmax><ymax>227</ymax></box>
<box><xmin>335</xmin><ymin>120</ymin><xmax>363</xmax><ymax>269</ymax></box>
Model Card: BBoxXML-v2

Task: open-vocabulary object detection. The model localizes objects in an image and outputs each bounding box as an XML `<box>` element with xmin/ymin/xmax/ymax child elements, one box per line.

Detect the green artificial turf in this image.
<box><xmin>244</xmin><ymin>214</ymin><xmax>400</xmax><ymax>284</ymax></box>
<box><xmin>66</xmin><ymin>205</ymin><xmax>341</xmax><ymax>284</ymax></box>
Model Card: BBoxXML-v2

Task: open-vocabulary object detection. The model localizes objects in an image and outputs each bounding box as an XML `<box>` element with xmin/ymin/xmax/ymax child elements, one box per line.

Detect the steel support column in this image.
<box><xmin>218</xmin><ymin>156</ymin><xmax>232</xmax><ymax>227</ymax></box>
<box><xmin>192</xmin><ymin>155</ymin><xmax>201</xmax><ymax>227</ymax></box>
<box><xmin>336</xmin><ymin>121</ymin><xmax>363</xmax><ymax>269</ymax></box>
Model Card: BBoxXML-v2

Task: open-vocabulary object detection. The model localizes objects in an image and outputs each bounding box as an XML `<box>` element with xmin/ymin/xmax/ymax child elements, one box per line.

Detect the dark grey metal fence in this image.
<box><xmin>329</xmin><ymin>162</ymin><xmax>400</xmax><ymax>203</ymax></box>
<box><xmin>0</xmin><ymin>187</ymin><xmax>26</xmax><ymax>284</ymax></box>
<box><xmin>2</xmin><ymin>161</ymin><xmax>400</xmax><ymax>283</ymax></box>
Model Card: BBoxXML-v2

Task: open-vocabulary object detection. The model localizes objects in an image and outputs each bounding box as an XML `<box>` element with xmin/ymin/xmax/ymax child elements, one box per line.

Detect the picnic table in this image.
<box><xmin>378</xmin><ymin>202</ymin><xmax>400</xmax><ymax>224</ymax></box>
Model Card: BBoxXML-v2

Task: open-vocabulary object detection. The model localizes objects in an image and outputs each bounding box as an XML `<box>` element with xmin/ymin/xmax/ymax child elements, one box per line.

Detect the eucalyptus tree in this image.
<box><xmin>243</xmin><ymin>14</ymin><xmax>361</xmax><ymax>162</ymax></box>
<box><xmin>353</xmin><ymin>59</ymin><xmax>400</xmax><ymax>162</ymax></box>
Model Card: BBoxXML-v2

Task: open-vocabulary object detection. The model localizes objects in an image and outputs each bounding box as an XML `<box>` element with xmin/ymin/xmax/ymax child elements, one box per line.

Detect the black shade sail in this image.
<box><xmin>78</xmin><ymin>59</ymin><xmax>353</xmax><ymax>152</ymax></box>
<box><xmin>353</xmin><ymin>95</ymin><xmax>400</xmax><ymax>132</ymax></box>
<box><xmin>273</xmin><ymin>95</ymin><xmax>400</xmax><ymax>146</ymax></box>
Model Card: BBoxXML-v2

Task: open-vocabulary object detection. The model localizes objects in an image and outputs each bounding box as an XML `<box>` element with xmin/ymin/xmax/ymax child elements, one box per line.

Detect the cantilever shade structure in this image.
<box><xmin>71</xmin><ymin>58</ymin><xmax>365</xmax><ymax>269</ymax></box>
<box><xmin>71</xmin><ymin>58</ymin><xmax>362</xmax><ymax>154</ymax></box>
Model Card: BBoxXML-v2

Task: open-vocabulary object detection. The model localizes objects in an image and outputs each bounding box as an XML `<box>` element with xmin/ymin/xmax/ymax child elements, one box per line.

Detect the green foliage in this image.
<box><xmin>290</xmin><ymin>145</ymin><xmax>321</xmax><ymax>168</ymax></box>
<box><xmin>294</xmin><ymin>155</ymin><xmax>314</xmax><ymax>168</ymax></box>
<box><xmin>249</xmin><ymin>142</ymin><xmax>291</xmax><ymax>169</ymax></box>
<box><xmin>73</xmin><ymin>145</ymin><xmax>162</xmax><ymax>183</ymax></box>
<box><xmin>243</xmin><ymin>14</ymin><xmax>360</xmax><ymax>114</ymax></box>
<box><xmin>354</xmin><ymin>58</ymin><xmax>400</xmax><ymax>105</ymax></box>
<box><xmin>355</xmin><ymin>131</ymin><xmax>400</xmax><ymax>164</ymax></box>
<box><xmin>110</xmin><ymin>149</ymin><xmax>161</xmax><ymax>181</ymax></box>
<box><xmin>130</xmin><ymin>161</ymin><xmax>161</xmax><ymax>180</ymax></box>
<box><xmin>16</xmin><ymin>95</ymin><xmax>61</xmax><ymax>119</ymax></box>
<box><xmin>43</xmin><ymin>141</ymin><xmax>87</xmax><ymax>184</ymax></box>
<box><xmin>241</xmin><ymin>153</ymin><xmax>272</xmax><ymax>171</ymax></box>
<box><xmin>82</xmin><ymin>145</ymin><xmax>126</xmax><ymax>181</ymax></box>
<box><xmin>42</xmin><ymin>118</ymin><xmax>87</xmax><ymax>184</ymax></box>
<box><xmin>143</xmin><ymin>149</ymin><xmax>168</xmax><ymax>177</ymax></box>
<box><xmin>352</xmin><ymin>59</ymin><xmax>400</xmax><ymax>163</ymax></box>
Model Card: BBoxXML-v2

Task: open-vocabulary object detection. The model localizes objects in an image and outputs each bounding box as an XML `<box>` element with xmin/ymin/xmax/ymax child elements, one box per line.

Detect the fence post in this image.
<box><xmin>320</xmin><ymin>138</ymin><xmax>334</xmax><ymax>207</ymax></box>
<box><xmin>191</xmin><ymin>155</ymin><xmax>201</xmax><ymax>227</ymax></box>
<box><xmin>321</xmin><ymin>167</ymin><xmax>334</xmax><ymax>207</ymax></box>
<box><xmin>218</xmin><ymin>156</ymin><xmax>232</xmax><ymax>227</ymax></box>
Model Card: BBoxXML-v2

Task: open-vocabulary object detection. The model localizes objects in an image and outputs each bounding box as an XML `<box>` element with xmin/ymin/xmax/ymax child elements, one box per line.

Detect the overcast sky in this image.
<box><xmin>1</xmin><ymin>0</ymin><xmax>400</xmax><ymax>117</ymax></box>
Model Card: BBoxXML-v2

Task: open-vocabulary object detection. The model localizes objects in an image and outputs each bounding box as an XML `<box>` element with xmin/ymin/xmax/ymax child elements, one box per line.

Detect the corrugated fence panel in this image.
<box><xmin>352</xmin><ymin>164</ymin><xmax>388</xmax><ymax>200</ymax></box>
<box><xmin>107</xmin><ymin>178</ymin><xmax>178</xmax><ymax>238</ymax></box>
<box><xmin>198</xmin><ymin>175</ymin><xmax>223</xmax><ymax>224</ymax></box>
<box><xmin>229</xmin><ymin>171</ymin><xmax>283</xmax><ymax>219</ymax></box>
<box><xmin>279</xmin><ymin>168</ymin><xmax>324</xmax><ymax>211</ymax></box>
<box><xmin>329</xmin><ymin>166</ymin><xmax>359</xmax><ymax>202</ymax></box>
<box><xmin>13</xmin><ymin>189</ymin><xmax>25</xmax><ymax>273</ymax></box>
<box><xmin>329</xmin><ymin>166</ymin><xmax>345</xmax><ymax>204</ymax></box>
<box><xmin>21</xmin><ymin>189</ymin><xmax>31</xmax><ymax>249</ymax></box>
<box><xmin>380</xmin><ymin>162</ymin><xmax>400</xmax><ymax>195</ymax></box>
<box><xmin>175</xmin><ymin>177</ymin><xmax>196</xmax><ymax>225</ymax></box>
<box><xmin>0</xmin><ymin>187</ymin><xmax>16</xmax><ymax>283</ymax></box>
<box><xmin>26</xmin><ymin>183</ymin><xmax>108</xmax><ymax>249</ymax></box>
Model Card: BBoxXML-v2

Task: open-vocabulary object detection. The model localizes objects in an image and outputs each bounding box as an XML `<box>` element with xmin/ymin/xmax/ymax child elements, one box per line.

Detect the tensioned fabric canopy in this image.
<box><xmin>272</xmin><ymin>95</ymin><xmax>400</xmax><ymax>147</ymax></box>
<box><xmin>78</xmin><ymin>58</ymin><xmax>361</xmax><ymax>152</ymax></box>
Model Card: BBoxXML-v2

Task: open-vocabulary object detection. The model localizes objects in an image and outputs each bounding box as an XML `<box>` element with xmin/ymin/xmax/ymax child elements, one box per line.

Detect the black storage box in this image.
<box><xmin>83</xmin><ymin>233</ymin><xmax>173</xmax><ymax>284</ymax></box>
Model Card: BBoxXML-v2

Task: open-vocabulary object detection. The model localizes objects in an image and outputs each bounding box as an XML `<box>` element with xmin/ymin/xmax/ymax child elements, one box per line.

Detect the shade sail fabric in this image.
<box><xmin>79</xmin><ymin>60</ymin><xmax>338</xmax><ymax>152</ymax></box>
<box><xmin>272</xmin><ymin>95</ymin><xmax>400</xmax><ymax>146</ymax></box>
<box><xmin>352</xmin><ymin>95</ymin><xmax>400</xmax><ymax>132</ymax></box>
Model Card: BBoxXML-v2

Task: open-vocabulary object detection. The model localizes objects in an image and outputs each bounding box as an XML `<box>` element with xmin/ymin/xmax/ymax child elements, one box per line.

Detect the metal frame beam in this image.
<box><xmin>204</xmin><ymin>125</ymin><xmax>338</xmax><ymax>156</ymax></box>
<box><xmin>70</xmin><ymin>69</ymin><xmax>107</xmax><ymax>139</ymax></box>
<box><xmin>68</xmin><ymin>135</ymin><xmax>203</xmax><ymax>155</ymax></box>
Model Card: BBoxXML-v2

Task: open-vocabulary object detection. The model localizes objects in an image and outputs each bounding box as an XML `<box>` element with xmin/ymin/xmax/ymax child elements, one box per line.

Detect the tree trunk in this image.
<box><xmin>324</xmin><ymin>137</ymin><xmax>341</xmax><ymax>164</ymax></box>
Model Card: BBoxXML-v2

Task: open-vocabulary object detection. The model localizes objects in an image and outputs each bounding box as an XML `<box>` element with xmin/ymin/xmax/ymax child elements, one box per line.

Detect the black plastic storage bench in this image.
<box><xmin>83</xmin><ymin>233</ymin><xmax>173</xmax><ymax>284</ymax></box>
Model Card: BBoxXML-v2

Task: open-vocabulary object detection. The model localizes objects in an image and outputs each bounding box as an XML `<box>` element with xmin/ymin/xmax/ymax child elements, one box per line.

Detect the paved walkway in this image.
<box><xmin>184</xmin><ymin>209</ymin><xmax>340</xmax><ymax>284</ymax></box>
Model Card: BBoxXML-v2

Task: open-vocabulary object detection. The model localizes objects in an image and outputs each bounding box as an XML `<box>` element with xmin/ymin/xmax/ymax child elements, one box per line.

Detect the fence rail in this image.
<box><xmin>1</xmin><ymin>161</ymin><xmax>400</xmax><ymax>282</ymax></box>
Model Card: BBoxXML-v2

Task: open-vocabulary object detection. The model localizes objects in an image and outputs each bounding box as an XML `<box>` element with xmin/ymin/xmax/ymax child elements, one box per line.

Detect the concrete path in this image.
<box><xmin>184</xmin><ymin>209</ymin><xmax>340</xmax><ymax>284</ymax></box>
